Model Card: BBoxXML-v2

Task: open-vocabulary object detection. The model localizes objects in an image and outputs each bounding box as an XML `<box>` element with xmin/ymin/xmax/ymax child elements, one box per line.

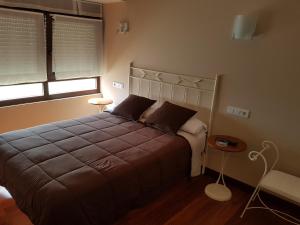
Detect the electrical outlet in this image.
<box><xmin>112</xmin><ymin>81</ymin><xmax>124</xmax><ymax>89</ymax></box>
<box><xmin>227</xmin><ymin>106</ymin><xmax>250</xmax><ymax>118</ymax></box>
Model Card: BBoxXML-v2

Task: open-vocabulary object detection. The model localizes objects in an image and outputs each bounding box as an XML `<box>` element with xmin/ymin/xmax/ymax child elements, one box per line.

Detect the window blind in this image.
<box><xmin>0</xmin><ymin>8</ymin><xmax>47</xmax><ymax>85</ymax></box>
<box><xmin>0</xmin><ymin>0</ymin><xmax>102</xmax><ymax>17</ymax></box>
<box><xmin>0</xmin><ymin>0</ymin><xmax>76</xmax><ymax>14</ymax></box>
<box><xmin>52</xmin><ymin>15</ymin><xmax>103</xmax><ymax>80</ymax></box>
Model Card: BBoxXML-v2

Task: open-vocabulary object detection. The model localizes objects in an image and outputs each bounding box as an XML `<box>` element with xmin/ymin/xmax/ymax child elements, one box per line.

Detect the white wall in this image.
<box><xmin>0</xmin><ymin>95</ymin><xmax>100</xmax><ymax>133</ymax></box>
<box><xmin>103</xmin><ymin>0</ymin><xmax>300</xmax><ymax>185</ymax></box>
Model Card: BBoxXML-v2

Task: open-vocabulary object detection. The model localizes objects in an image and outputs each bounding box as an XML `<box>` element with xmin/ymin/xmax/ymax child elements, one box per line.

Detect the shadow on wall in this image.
<box><xmin>255</xmin><ymin>9</ymin><xmax>273</xmax><ymax>37</ymax></box>
<box><xmin>255</xmin><ymin>0</ymin><xmax>298</xmax><ymax>37</ymax></box>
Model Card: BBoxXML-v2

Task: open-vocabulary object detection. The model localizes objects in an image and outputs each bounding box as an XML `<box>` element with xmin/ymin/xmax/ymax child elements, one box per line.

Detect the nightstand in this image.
<box><xmin>205</xmin><ymin>135</ymin><xmax>247</xmax><ymax>201</ymax></box>
<box><xmin>88</xmin><ymin>97</ymin><xmax>113</xmax><ymax>112</ymax></box>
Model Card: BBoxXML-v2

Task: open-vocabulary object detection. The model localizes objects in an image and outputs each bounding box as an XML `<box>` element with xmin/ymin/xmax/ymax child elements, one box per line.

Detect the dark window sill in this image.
<box><xmin>0</xmin><ymin>90</ymin><xmax>100</xmax><ymax>108</ymax></box>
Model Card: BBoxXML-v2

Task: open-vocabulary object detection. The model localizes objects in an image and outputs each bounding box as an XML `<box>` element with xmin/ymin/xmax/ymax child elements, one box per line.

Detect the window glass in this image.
<box><xmin>0</xmin><ymin>83</ymin><xmax>44</xmax><ymax>101</ymax></box>
<box><xmin>48</xmin><ymin>78</ymin><xmax>97</xmax><ymax>95</ymax></box>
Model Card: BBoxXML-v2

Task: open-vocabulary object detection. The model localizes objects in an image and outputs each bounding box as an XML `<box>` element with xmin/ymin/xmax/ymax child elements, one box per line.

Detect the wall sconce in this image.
<box><xmin>232</xmin><ymin>15</ymin><xmax>257</xmax><ymax>40</ymax></box>
<box><xmin>118</xmin><ymin>21</ymin><xmax>129</xmax><ymax>34</ymax></box>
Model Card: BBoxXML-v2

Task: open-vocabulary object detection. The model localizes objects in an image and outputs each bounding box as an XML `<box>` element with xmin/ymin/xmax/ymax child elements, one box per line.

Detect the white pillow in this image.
<box><xmin>139</xmin><ymin>101</ymin><xmax>163</xmax><ymax>122</ymax></box>
<box><xmin>179</xmin><ymin>116</ymin><xmax>207</xmax><ymax>135</ymax></box>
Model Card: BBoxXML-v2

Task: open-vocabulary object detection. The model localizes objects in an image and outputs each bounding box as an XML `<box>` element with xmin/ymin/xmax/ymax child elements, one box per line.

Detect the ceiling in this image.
<box><xmin>84</xmin><ymin>0</ymin><xmax>125</xmax><ymax>3</ymax></box>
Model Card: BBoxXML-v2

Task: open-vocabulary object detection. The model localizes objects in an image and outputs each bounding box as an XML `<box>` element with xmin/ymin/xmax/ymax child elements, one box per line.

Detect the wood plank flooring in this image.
<box><xmin>115</xmin><ymin>175</ymin><xmax>298</xmax><ymax>225</ymax></box>
<box><xmin>2</xmin><ymin>174</ymin><xmax>298</xmax><ymax>225</ymax></box>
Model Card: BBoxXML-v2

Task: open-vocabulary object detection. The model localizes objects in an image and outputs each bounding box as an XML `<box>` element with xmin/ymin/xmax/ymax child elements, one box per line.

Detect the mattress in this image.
<box><xmin>0</xmin><ymin>112</ymin><xmax>191</xmax><ymax>225</ymax></box>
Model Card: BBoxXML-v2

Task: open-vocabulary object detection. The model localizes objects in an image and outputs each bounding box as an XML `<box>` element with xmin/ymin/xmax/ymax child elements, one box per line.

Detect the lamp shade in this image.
<box><xmin>232</xmin><ymin>15</ymin><xmax>257</xmax><ymax>40</ymax></box>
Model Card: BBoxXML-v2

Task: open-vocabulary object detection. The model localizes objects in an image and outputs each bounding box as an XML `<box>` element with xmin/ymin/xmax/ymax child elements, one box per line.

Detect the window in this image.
<box><xmin>0</xmin><ymin>8</ymin><xmax>46</xmax><ymax>85</ymax></box>
<box><xmin>0</xmin><ymin>7</ymin><xmax>102</xmax><ymax>107</ymax></box>
<box><xmin>0</xmin><ymin>83</ymin><xmax>44</xmax><ymax>101</ymax></box>
<box><xmin>52</xmin><ymin>15</ymin><xmax>103</xmax><ymax>80</ymax></box>
<box><xmin>48</xmin><ymin>78</ymin><xmax>97</xmax><ymax>95</ymax></box>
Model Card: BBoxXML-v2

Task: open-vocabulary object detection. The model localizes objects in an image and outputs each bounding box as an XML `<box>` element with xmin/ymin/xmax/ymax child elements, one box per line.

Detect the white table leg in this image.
<box><xmin>204</xmin><ymin>152</ymin><xmax>232</xmax><ymax>201</ymax></box>
<box><xmin>98</xmin><ymin>105</ymin><xmax>104</xmax><ymax>113</ymax></box>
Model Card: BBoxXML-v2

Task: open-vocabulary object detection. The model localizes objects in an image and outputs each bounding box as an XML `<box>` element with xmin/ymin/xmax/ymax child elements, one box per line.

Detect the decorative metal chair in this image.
<box><xmin>241</xmin><ymin>141</ymin><xmax>300</xmax><ymax>225</ymax></box>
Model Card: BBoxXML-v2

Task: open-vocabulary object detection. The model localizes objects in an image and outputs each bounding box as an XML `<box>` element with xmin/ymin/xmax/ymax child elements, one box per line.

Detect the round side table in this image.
<box><xmin>205</xmin><ymin>135</ymin><xmax>247</xmax><ymax>201</ymax></box>
<box><xmin>88</xmin><ymin>97</ymin><xmax>113</xmax><ymax>112</ymax></box>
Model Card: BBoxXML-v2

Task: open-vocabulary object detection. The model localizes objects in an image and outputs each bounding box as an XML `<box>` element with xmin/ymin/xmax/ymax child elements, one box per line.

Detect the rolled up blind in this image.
<box><xmin>52</xmin><ymin>15</ymin><xmax>103</xmax><ymax>80</ymax></box>
<box><xmin>0</xmin><ymin>0</ymin><xmax>102</xmax><ymax>17</ymax></box>
<box><xmin>0</xmin><ymin>8</ymin><xmax>47</xmax><ymax>85</ymax></box>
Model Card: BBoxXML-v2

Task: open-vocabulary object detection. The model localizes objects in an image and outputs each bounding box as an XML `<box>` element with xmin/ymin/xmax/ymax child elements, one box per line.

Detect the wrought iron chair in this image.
<box><xmin>241</xmin><ymin>140</ymin><xmax>300</xmax><ymax>224</ymax></box>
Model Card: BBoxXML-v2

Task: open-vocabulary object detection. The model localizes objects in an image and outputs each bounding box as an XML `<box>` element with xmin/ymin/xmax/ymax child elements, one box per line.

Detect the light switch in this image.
<box><xmin>227</xmin><ymin>106</ymin><xmax>250</xmax><ymax>118</ymax></box>
<box><xmin>112</xmin><ymin>81</ymin><xmax>124</xmax><ymax>89</ymax></box>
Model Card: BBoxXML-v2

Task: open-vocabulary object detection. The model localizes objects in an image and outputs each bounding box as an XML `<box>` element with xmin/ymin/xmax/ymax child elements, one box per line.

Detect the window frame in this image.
<box><xmin>0</xmin><ymin>6</ymin><xmax>102</xmax><ymax>108</ymax></box>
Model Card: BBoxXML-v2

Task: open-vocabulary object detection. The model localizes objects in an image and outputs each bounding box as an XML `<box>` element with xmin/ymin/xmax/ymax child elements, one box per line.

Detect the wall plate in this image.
<box><xmin>227</xmin><ymin>106</ymin><xmax>250</xmax><ymax>118</ymax></box>
<box><xmin>113</xmin><ymin>81</ymin><xmax>124</xmax><ymax>89</ymax></box>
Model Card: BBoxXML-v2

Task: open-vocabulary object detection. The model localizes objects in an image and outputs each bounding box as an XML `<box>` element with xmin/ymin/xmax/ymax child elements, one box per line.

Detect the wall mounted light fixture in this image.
<box><xmin>118</xmin><ymin>21</ymin><xmax>129</xmax><ymax>34</ymax></box>
<box><xmin>232</xmin><ymin>15</ymin><xmax>257</xmax><ymax>40</ymax></box>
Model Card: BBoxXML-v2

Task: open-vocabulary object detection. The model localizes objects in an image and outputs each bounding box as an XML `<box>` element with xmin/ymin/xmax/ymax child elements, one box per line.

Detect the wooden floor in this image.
<box><xmin>2</xmin><ymin>174</ymin><xmax>298</xmax><ymax>225</ymax></box>
<box><xmin>116</xmin><ymin>175</ymin><xmax>297</xmax><ymax>225</ymax></box>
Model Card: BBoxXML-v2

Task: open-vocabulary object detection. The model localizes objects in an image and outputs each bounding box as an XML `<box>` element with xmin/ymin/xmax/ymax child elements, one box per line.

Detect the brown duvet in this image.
<box><xmin>0</xmin><ymin>112</ymin><xmax>191</xmax><ymax>225</ymax></box>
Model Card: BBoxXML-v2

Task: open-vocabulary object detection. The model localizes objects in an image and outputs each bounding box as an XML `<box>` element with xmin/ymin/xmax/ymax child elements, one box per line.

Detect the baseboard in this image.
<box><xmin>204</xmin><ymin>168</ymin><xmax>255</xmax><ymax>193</ymax></box>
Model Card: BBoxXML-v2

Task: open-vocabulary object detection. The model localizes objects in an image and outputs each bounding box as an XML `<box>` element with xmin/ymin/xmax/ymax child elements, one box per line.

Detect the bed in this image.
<box><xmin>0</xmin><ymin>64</ymin><xmax>220</xmax><ymax>225</ymax></box>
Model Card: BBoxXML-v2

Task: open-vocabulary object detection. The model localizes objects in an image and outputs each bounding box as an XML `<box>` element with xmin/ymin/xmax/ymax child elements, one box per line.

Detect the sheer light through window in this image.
<box><xmin>0</xmin><ymin>83</ymin><xmax>44</xmax><ymax>101</ymax></box>
<box><xmin>48</xmin><ymin>78</ymin><xmax>97</xmax><ymax>95</ymax></box>
<box><xmin>0</xmin><ymin>8</ymin><xmax>102</xmax><ymax>107</ymax></box>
